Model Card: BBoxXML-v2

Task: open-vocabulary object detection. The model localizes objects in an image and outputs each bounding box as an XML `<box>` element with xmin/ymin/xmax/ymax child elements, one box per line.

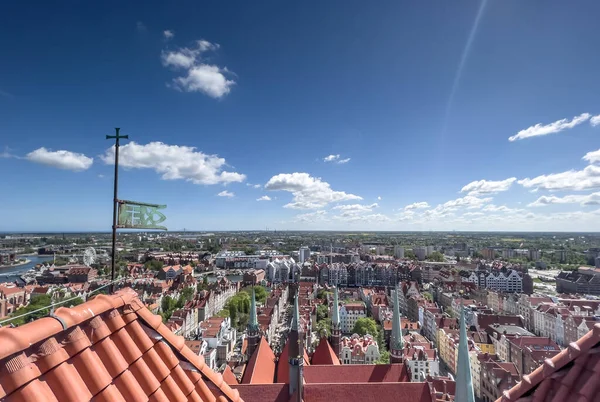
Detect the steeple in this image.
<box><xmin>330</xmin><ymin>286</ymin><xmax>341</xmax><ymax>358</ymax></box>
<box><xmin>246</xmin><ymin>287</ymin><xmax>260</xmax><ymax>359</ymax></box>
<box><xmin>390</xmin><ymin>282</ymin><xmax>404</xmax><ymax>363</ymax></box>
<box><xmin>455</xmin><ymin>300</ymin><xmax>475</xmax><ymax>402</ymax></box>
<box><xmin>288</xmin><ymin>290</ymin><xmax>303</xmax><ymax>401</ymax></box>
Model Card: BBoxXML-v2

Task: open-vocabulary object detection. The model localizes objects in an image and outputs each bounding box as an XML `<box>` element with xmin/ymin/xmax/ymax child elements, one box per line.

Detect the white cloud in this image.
<box><xmin>591</xmin><ymin>115</ymin><xmax>600</xmax><ymax>127</ymax></box>
<box><xmin>518</xmin><ymin>165</ymin><xmax>600</xmax><ymax>192</ymax></box>
<box><xmin>162</xmin><ymin>40</ymin><xmax>235</xmax><ymax>98</ymax></box>
<box><xmin>333</xmin><ymin>213</ymin><xmax>390</xmax><ymax>223</ymax></box>
<box><xmin>98</xmin><ymin>174</ymin><xmax>104</xmax><ymax>179</ymax></box>
<box><xmin>462</xmin><ymin>212</ymin><xmax>485</xmax><ymax>217</ymax></box>
<box><xmin>528</xmin><ymin>192</ymin><xmax>600</xmax><ymax>207</ymax></box>
<box><xmin>246</xmin><ymin>183</ymin><xmax>262</xmax><ymax>189</ymax></box>
<box><xmin>583</xmin><ymin>149</ymin><xmax>600</xmax><ymax>164</ymax></box>
<box><xmin>257</xmin><ymin>195</ymin><xmax>271</xmax><ymax>201</ymax></box>
<box><xmin>508</xmin><ymin>113</ymin><xmax>590</xmax><ymax>142</ymax></box>
<box><xmin>265</xmin><ymin>172</ymin><xmax>361</xmax><ymax>209</ymax></box>
<box><xmin>163</xmin><ymin>30</ymin><xmax>174</xmax><ymax>40</ymax></box>
<box><xmin>442</xmin><ymin>195</ymin><xmax>492</xmax><ymax>210</ymax></box>
<box><xmin>136</xmin><ymin>21</ymin><xmax>147</xmax><ymax>33</ymax></box>
<box><xmin>404</xmin><ymin>202</ymin><xmax>430</xmax><ymax>210</ymax></box>
<box><xmin>377</xmin><ymin>196</ymin><xmax>382</xmax><ymax>201</ymax></box>
<box><xmin>323</xmin><ymin>154</ymin><xmax>350</xmax><ymax>164</ymax></box>
<box><xmin>294</xmin><ymin>210</ymin><xmax>328</xmax><ymax>223</ymax></box>
<box><xmin>333</xmin><ymin>203</ymin><xmax>378</xmax><ymax>213</ymax></box>
<box><xmin>101</xmin><ymin>141</ymin><xmax>245</xmax><ymax>185</ymax></box>
<box><xmin>217</xmin><ymin>190</ymin><xmax>234</xmax><ymax>198</ymax></box>
<box><xmin>26</xmin><ymin>147</ymin><xmax>93</xmax><ymax>171</ymax></box>
<box><xmin>482</xmin><ymin>204</ymin><xmax>522</xmax><ymax>213</ymax></box>
<box><xmin>460</xmin><ymin>177</ymin><xmax>516</xmax><ymax>196</ymax></box>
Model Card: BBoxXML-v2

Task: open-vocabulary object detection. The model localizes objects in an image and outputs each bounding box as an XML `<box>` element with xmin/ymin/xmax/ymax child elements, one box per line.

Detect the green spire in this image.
<box><xmin>332</xmin><ymin>286</ymin><xmax>340</xmax><ymax>327</ymax></box>
<box><xmin>248</xmin><ymin>286</ymin><xmax>258</xmax><ymax>331</ymax></box>
<box><xmin>291</xmin><ymin>290</ymin><xmax>300</xmax><ymax>331</ymax></box>
<box><xmin>391</xmin><ymin>283</ymin><xmax>403</xmax><ymax>351</ymax></box>
<box><xmin>455</xmin><ymin>300</ymin><xmax>475</xmax><ymax>402</ymax></box>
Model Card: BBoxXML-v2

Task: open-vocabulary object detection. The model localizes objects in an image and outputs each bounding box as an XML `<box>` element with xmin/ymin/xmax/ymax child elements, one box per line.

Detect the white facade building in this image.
<box><xmin>339</xmin><ymin>303</ymin><xmax>367</xmax><ymax>333</ymax></box>
<box><xmin>299</xmin><ymin>247</ymin><xmax>311</xmax><ymax>263</ymax></box>
<box><xmin>340</xmin><ymin>334</ymin><xmax>381</xmax><ymax>364</ymax></box>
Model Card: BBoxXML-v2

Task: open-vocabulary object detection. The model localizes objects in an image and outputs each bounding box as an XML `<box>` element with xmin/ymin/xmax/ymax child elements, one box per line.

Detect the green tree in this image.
<box><xmin>352</xmin><ymin>317</ymin><xmax>378</xmax><ymax>337</ymax></box>
<box><xmin>427</xmin><ymin>251</ymin><xmax>444</xmax><ymax>262</ymax></box>
<box><xmin>241</xmin><ymin>285</ymin><xmax>268</xmax><ymax>304</ymax></box>
<box><xmin>316</xmin><ymin>304</ymin><xmax>328</xmax><ymax>322</ymax></box>
<box><xmin>405</xmin><ymin>250</ymin><xmax>416</xmax><ymax>260</ymax></box>
<box><xmin>316</xmin><ymin>318</ymin><xmax>332</xmax><ymax>338</ymax></box>
<box><xmin>144</xmin><ymin>259</ymin><xmax>164</xmax><ymax>271</ymax></box>
<box><xmin>374</xmin><ymin>350</ymin><xmax>390</xmax><ymax>364</ymax></box>
<box><xmin>316</xmin><ymin>289</ymin><xmax>331</xmax><ymax>301</ymax></box>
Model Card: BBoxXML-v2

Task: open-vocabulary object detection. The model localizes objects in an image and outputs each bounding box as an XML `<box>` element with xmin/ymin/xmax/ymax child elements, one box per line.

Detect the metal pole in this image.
<box><xmin>106</xmin><ymin>128</ymin><xmax>128</xmax><ymax>293</ymax></box>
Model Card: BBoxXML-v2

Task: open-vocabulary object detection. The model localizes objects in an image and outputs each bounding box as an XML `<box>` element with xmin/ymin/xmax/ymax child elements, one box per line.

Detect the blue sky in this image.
<box><xmin>2</xmin><ymin>0</ymin><xmax>600</xmax><ymax>232</ymax></box>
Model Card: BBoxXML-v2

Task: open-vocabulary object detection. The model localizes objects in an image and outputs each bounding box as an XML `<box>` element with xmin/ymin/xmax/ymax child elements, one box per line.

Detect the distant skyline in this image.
<box><xmin>2</xmin><ymin>1</ymin><xmax>600</xmax><ymax>232</ymax></box>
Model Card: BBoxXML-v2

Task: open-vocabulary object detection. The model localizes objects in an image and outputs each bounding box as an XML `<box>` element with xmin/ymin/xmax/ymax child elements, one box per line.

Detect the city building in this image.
<box><xmin>299</xmin><ymin>246</ymin><xmax>311</xmax><ymax>263</ymax></box>
<box><xmin>507</xmin><ymin>336</ymin><xmax>561</xmax><ymax>375</ymax></box>
<box><xmin>480</xmin><ymin>359</ymin><xmax>520</xmax><ymax>402</ymax></box>
<box><xmin>339</xmin><ymin>333</ymin><xmax>381</xmax><ymax>364</ymax></box>
<box><xmin>556</xmin><ymin>266</ymin><xmax>600</xmax><ymax>295</ymax></box>
<box><xmin>394</xmin><ymin>246</ymin><xmax>405</xmax><ymax>259</ymax></box>
<box><xmin>338</xmin><ymin>302</ymin><xmax>367</xmax><ymax>333</ymax></box>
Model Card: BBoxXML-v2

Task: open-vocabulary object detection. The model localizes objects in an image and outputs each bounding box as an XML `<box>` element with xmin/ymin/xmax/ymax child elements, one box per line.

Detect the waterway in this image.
<box><xmin>0</xmin><ymin>255</ymin><xmax>54</xmax><ymax>276</ymax></box>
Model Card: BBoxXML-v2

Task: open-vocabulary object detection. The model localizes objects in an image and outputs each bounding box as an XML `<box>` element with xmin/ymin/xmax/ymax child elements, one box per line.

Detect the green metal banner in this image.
<box><xmin>117</xmin><ymin>199</ymin><xmax>167</xmax><ymax>230</ymax></box>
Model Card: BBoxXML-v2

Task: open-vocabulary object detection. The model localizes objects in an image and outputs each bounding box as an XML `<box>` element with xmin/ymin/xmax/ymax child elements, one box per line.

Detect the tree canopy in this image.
<box><xmin>144</xmin><ymin>259</ymin><xmax>164</xmax><ymax>271</ymax></box>
<box><xmin>241</xmin><ymin>285</ymin><xmax>268</xmax><ymax>304</ymax></box>
<box><xmin>316</xmin><ymin>304</ymin><xmax>328</xmax><ymax>322</ymax></box>
<box><xmin>352</xmin><ymin>317</ymin><xmax>378</xmax><ymax>337</ymax></box>
<box><xmin>427</xmin><ymin>251</ymin><xmax>444</xmax><ymax>262</ymax></box>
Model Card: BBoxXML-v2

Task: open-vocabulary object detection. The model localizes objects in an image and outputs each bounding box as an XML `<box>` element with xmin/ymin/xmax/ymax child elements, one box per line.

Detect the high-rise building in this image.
<box><xmin>413</xmin><ymin>247</ymin><xmax>427</xmax><ymax>261</ymax></box>
<box><xmin>394</xmin><ymin>246</ymin><xmax>404</xmax><ymax>259</ymax></box>
<box><xmin>299</xmin><ymin>246</ymin><xmax>310</xmax><ymax>263</ymax></box>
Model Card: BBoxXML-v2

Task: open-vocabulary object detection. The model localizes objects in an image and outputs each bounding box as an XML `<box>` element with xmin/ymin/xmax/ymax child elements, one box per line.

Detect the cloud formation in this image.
<box><xmin>333</xmin><ymin>203</ymin><xmax>378</xmax><ymax>212</ymax></box>
<box><xmin>26</xmin><ymin>148</ymin><xmax>93</xmax><ymax>171</ymax></box>
<box><xmin>460</xmin><ymin>177</ymin><xmax>516</xmax><ymax>196</ymax></box>
<box><xmin>257</xmin><ymin>195</ymin><xmax>271</xmax><ymax>201</ymax></box>
<box><xmin>528</xmin><ymin>192</ymin><xmax>600</xmax><ymax>207</ymax></box>
<box><xmin>101</xmin><ymin>141</ymin><xmax>245</xmax><ymax>185</ymax></box>
<box><xmin>265</xmin><ymin>172</ymin><xmax>361</xmax><ymax>209</ymax></box>
<box><xmin>509</xmin><ymin>113</ymin><xmax>591</xmax><ymax>142</ymax></box>
<box><xmin>404</xmin><ymin>202</ymin><xmax>430</xmax><ymax>210</ymax></box>
<box><xmin>163</xmin><ymin>30</ymin><xmax>174</xmax><ymax>40</ymax></box>
<box><xmin>294</xmin><ymin>210</ymin><xmax>328</xmax><ymax>223</ymax></box>
<box><xmin>591</xmin><ymin>115</ymin><xmax>600</xmax><ymax>127</ymax></box>
<box><xmin>162</xmin><ymin>39</ymin><xmax>235</xmax><ymax>98</ymax></box>
<box><xmin>217</xmin><ymin>190</ymin><xmax>234</xmax><ymax>198</ymax></box>
<box><xmin>323</xmin><ymin>154</ymin><xmax>351</xmax><ymax>164</ymax></box>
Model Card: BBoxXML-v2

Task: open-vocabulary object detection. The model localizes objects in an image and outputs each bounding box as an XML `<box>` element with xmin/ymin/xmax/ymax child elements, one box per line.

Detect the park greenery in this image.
<box><xmin>7</xmin><ymin>294</ymin><xmax>84</xmax><ymax>326</ymax></box>
<box><xmin>160</xmin><ymin>286</ymin><xmax>195</xmax><ymax>321</ymax></box>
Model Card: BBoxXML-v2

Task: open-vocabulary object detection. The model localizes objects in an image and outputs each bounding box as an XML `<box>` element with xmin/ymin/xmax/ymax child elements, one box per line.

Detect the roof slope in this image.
<box><xmin>241</xmin><ymin>337</ymin><xmax>276</xmax><ymax>384</ymax></box>
<box><xmin>0</xmin><ymin>287</ymin><xmax>241</xmax><ymax>402</ymax></box>
<box><xmin>303</xmin><ymin>382</ymin><xmax>432</xmax><ymax>402</ymax></box>
<box><xmin>311</xmin><ymin>338</ymin><xmax>340</xmax><ymax>366</ymax></box>
<box><xmin>275</xmin><ymin>336</ymin><xmax>310</xmax><ymax>383</ymax></box>
<box><xmin>303</xmin><ymin>364</ymin><xmax>409</xmax><ymax>384</ymax></box>
<box><xmin>498</xmin><ymin>323</ymin><xmax>600</xmax><ymax>402</ymax></box>
<box><xmin>223</xmin><ymin>365</ymin><xmax>239</xmax><ymax>386</ymax></box>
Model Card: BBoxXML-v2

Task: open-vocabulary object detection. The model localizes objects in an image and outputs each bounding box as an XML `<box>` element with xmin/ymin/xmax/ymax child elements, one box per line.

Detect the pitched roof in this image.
<box><xmin>498</xmin><ymin>323</ymin><xmax>600</xmax><ymax>402</ymax></box>
<box><xmin>303</xmin><ymin>364</ymin><xmax>409</xmax><ymax>383</ymax></box>
<box><xmin>310</xmin><ymin>338</ymin><xmax>340</xmax><ymax>366</ymax></box>
<box><xmin>241</xmin><ymin>337</ymin><xmax>276</xmax><ymax>384</ymax></box>
<box><xmin>0</xmin><ymin>287</ymin><xmax>241</xmax><ymax>402</ymax></box>
<box><xmin>303</xmin><ymin>382</ymin><xmax>432</xmax><ymax>402</ymax></box>
<box><xmin>232</xmin><ymin>384</ymin><xmax>291</xmax><ymax>402</ymax></box>
<box><xmin>223</xmin><ymin>365</ymin><xmax>239</xmax><ymax>385</ymax></box>
<box><xmin>276</xmin><ymin>337</ymin><xmax>310</xmax><ymax>383</ymax></box>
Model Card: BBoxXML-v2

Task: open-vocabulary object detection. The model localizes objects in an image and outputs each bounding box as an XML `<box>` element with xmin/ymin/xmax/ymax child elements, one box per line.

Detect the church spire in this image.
<box><xmin>455</xmin><ymin>299</ymin><xmax>475</xmax><ymax>402</ymax></box>
<box><xmin>330</xmin><ymin>286</ymin><xmax>341</xmax><ymax>358</ymax></box>
<box><xmin>390</xmin><ymin>282</ymin><xmax>404</xmax><ymax>363</ymax></box>
<box><xmin>288</xmin><ymin>289</ymin><xmax>303</xmax><ymax>401</ymax></box>
<box><xmin>246</xmin><ymin>286</ymin><xmax>260</xmax><ymax>359</ymax></box>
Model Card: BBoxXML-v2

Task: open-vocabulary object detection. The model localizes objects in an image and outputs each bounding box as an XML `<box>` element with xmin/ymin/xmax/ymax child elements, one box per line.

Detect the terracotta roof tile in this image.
<box><xmin>303</xmin><ymin>382</ymin><xmax>432</xmax><ymax>402</ymax></box>
<box><xmin>498</xmin><ymin>323</ymin><xmax>600</xmax><ymax>402</ymax></box>
<box><xmin>303</xmin><ymin>364</ymin><xmax>409</xmax><ymax>383</ymax></box>
<box><xmin>310</xmin><ymin>338</ymin><xmax>340</xmax><ymax>366</ymax></box>
<box><xmin>223</xmin><ymin>365</ymin><xmax>238</xmax><ymax>385</ymax></box>
<box><xmin>275</xmin><ymin>337</ymin><xmax>310</xmax><ymax>383</ymax></box>
<box><xmin>232</xmin><ymin>384</ymin><xmax>290</xmax><ymax>402</ymax></box>
<box><xmin>0</xmin><ymin>288</ymin><xmax>242</xmax><ymax>402</ymax></box>
<box><xmin>241</xmin><ymin>337</ymin><xmax>276</xmax><ymax>384</ymax></box>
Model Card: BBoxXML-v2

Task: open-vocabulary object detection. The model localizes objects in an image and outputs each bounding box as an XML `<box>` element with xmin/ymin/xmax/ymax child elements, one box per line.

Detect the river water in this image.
<box><xmin>0</xmin><ymin>255</ymin><xmax>54</xmax><ymax>276</ymax></box>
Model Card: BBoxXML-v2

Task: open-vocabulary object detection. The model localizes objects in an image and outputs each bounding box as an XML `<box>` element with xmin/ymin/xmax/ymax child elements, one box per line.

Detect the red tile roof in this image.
<box><xmin>0</xmin><ymin>287</ymin><xmax>241</xmax><ymax>402</ymax></box>
<box><xmin>303</xmin><ymin>364</ymin><xmax>409</xmax><ymax>383</ymax></box>
<box><xmin>223</xmin><ymin>365</ymin><xmax>238</xmax><ymax>386</ymax></box>
<box><xmin>303</xmin><ymin>382</ymin><xmax>432</xmax><ymax>402</ymax></box>
<box><xmin>241</xmin><ymin>337</ymin><xmax>276</xmax><ymax>384</ymax></box>
<box><xmin>276</xmin><ymin>337</ymin><xmax>310</xmax><ymax>383</ymax></box>
<box><xmin>310</xmin><ymin>338</ymin><xmax>340</xmax><ymax>366</ymax></box>
<box><xmin>232</xmin><ymin>384</ymin><xmax>291</xmax><ymax>402</ymax></box>
<box><xmin>498</xmin><ymin>323</ymin><xmax>600</xmax><ymax>402</ymax></box>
